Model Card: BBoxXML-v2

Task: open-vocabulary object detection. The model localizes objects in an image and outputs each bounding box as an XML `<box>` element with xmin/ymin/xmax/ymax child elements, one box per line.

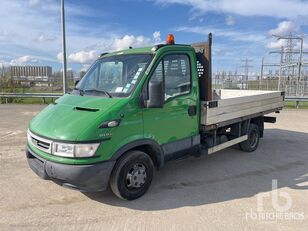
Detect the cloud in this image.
<box><xmin>56</xmin><ymin>31</ymin><xmax>161</xmax><ymax>65</ymax></box>
<box><xmin>153</xmin><ymin>31</ymin><xmax>161</xmax><ymax>43</ymax></box>
<box><xmin>57</xmin><ymin>50</ymin><xmax>97</xmax><ymax>64</ymax></box>
<box><xmin>10</xmin><ymin>55</ymin><xmax>39</xmax><ymax>65</ymax></box>
<box><xmin>267</xmin><ymin>37</ymin><xmax>307</xmax><ymax>50</ymax></box>
<box><xmin>60</xmin><ymin>32</ymin><xmax>152</xmax><ymax>64</ymax></box>
<box><xmin>0</xmin><ymin>30</ymin><xmax>11</xmax><ymax>41</ymax></box>
<box><xmin>112</xmin><ymin>35</ymin><xmax>151</xmax><ymax>51</ymax></box>
<box><xmin>96</xmin><ymin>33</ymin><xmax>157</xmax><ymax>52</ymax></box>
<box><xmin>268</xmin><ymin>21</ymin><xmax>299</xmax><ymax>36</ymax></box>
<box><xmin>35</xmin><ymin>33</ymin><xmax>57</xmax><ymax>42</ymax></box>
<box><xmin>80</xmin><ymin>64</ymin><xmax>91</xmax><ymax>72</ymax></box>
<box><xmin>0</xmin><ymin>0</ymin><xmax>117</xmax><ymax>65</ymax></box>
<box><xmin>266</xmin><ymin>40</ymin><xmax>284</xmax><ymax>49</ymax></box>
<box><xmin>214</xmin><ymin>48</ymin><xmax>231</xmax><ymax>56</ymax></box>
<box><xmin>225</xmin><ymin>16</ymin><xmax>235</xmax><ymax>26</ymax></box>
<box><xmin>28</xmin><ymin>0</ymin><xmax>41</xmax><ymax>7</ymax></box>
<box><xmin>68</xmin><ymin>50</ymin><xmax>98</xmax><ymax>64</ymax></box>
<box><xmin>111</xmin><ymin>31</ymin><xmax>161</xmax><ymax>50</ymax></box>
<box><xmin>154</xmin><ymin>0</ymin><xmax>308</xmax><ymax>19</ymax></box>
<box><xmin>57</xmin><ymin>53</ymin><xmax>63</xmax><ymax>62</ymax></box>
<box><xmin>266</xmin><ymin>21</ymin><xmax>301</xmax><ymax>49</ymax></box>
<box><xmin>174</xmin><ymin>26</ymin><xmax>265</xmax><ymax>43</ymax></box>
<box><xmin>0</xmin><ymin>1</ymin><xmax>62</xmax><ymax>60</ymax></box>
<box><xmin>0</xmin><ymin>60</ymin><xmax>10</xmax><ymax>68</ymax></box>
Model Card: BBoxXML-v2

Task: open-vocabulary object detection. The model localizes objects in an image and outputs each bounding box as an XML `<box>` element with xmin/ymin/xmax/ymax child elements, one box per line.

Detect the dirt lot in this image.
<box><xmin>0</xmin><ymin>104</ymin><xmax>307</xmax><ymax>230</ymax></box>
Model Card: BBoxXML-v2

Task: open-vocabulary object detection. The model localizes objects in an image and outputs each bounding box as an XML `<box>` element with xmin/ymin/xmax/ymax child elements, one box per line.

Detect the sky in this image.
<box><xmin>0</xmin><ymin>0</ymin><xmax>308</xmax><ymax>75</ymax></box>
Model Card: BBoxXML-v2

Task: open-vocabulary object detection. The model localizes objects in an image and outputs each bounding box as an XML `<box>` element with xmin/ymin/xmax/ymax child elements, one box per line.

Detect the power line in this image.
<box><xmin>260</xmin><ymin>33</ymin><xmax>308</xmax><ymax>95</ymax></box>
<box><xmin>240</xmin><ymin>58</ymin><xmax>253</xmax><ymax>89</ymax></box>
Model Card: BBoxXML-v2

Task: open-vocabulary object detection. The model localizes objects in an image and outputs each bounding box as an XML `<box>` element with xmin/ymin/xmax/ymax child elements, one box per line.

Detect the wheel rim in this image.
<box><xmin>248</xmin><ymin>129</ymin><xmax>258</xmax><ymax>148</ymax></box>
<box><xmin>126</xmin><ymin>163</ymin><xmax>147</xmax><ymax>189</ymax></box>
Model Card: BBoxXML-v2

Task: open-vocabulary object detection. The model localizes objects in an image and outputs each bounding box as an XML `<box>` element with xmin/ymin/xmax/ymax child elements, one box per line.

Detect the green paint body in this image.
<box><xmin>28</xmin><ymin>45</ymin><xmax>200</xmax><ymax>164</ymax></box>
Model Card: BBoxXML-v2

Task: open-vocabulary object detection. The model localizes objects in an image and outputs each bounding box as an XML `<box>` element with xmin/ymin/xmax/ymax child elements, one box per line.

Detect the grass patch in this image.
<box><xmin>284</xmin><ymin>101</ymin><xmax>308</xmax><ymax>109</ymax></box>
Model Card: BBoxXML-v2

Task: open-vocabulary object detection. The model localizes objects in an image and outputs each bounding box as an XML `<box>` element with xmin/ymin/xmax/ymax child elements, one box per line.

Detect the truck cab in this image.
<box><xmin>26</xmin><ymin>34</ymin><xmax>283</xmax><ymax>200</ymax></box>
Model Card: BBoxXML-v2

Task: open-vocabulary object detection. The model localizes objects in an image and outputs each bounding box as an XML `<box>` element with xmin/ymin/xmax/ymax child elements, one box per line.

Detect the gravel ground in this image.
<box><xmin>0</xmin><ymin>104</ymin><xmax>307</xmax><ymax>231</ymax></box>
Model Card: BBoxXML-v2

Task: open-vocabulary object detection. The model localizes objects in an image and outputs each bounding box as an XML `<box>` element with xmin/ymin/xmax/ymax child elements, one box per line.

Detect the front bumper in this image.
<box><xmin>26</xmin><ymin>146</ymin><xmax>116</xmax><ymax>192</ymax></box>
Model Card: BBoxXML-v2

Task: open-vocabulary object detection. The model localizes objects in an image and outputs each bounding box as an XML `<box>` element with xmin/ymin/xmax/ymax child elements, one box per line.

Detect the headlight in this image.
<box><xmin>52</xmin><ymin>142</ymin><xmax>99</xmax><ymax>158</ymax></box>
<box><xmin>52</xmin><ymin>143</ymin><xmax>74</xmax><ymax>157</ymax></box>
<box><xmin>74</xmin><ymin>143</ymin><xmax>100</xmax><ymax>158</ymax></box>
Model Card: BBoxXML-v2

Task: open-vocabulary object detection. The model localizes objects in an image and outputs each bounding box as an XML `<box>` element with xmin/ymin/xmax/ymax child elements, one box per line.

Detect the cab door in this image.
<box><xmin>143</xmin><ymin>53</ymin><xmax>199</xmax><ymax>157</ymax></box>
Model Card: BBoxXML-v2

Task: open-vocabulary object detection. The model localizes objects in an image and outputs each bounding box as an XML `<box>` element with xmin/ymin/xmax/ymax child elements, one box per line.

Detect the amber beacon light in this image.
<box><xmin>166</xmin><ymin>34</ymin><xmax>175</xmax><ymax>44</ymax></box>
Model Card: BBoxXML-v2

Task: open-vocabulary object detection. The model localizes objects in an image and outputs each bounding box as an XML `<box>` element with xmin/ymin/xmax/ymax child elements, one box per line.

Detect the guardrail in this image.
<box><xmin>285</xmin><ymin>96</ymin><xmax>308</xmax><ymax>108</ymax></box>
<box><xmin>285</xmin><ymin>96</ymin><xmax>308</xmax><ymax>101</ymax></box>
<box><xmin>0</xmin><ymin>93</ymin><xmax>63</xmax><ymax>103</ymax></box>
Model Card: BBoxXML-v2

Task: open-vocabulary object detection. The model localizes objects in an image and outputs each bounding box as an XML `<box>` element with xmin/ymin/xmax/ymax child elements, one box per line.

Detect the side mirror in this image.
<box><xmin>74</xmin><ymin>80</ymin><xmax>80</xmax><ymax>86</ymax></box>
<box><xmin>146</xmin><ymin>81</ymin><xmax>164</xmax><ymax>108</ymax></box>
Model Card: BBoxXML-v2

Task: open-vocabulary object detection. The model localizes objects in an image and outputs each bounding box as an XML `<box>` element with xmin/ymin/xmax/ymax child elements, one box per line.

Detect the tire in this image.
<box><xmin>110</xmin><ymin>150</ymin><xmax>154</xmax><ymax>200</ymax></box>
<box><xmin>239</xmin><ymin>123</ymin><xmax>260</xmax><ymax>152</ymax></box>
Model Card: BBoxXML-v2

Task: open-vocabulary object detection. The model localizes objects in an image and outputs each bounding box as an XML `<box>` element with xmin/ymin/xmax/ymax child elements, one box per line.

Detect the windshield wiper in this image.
<box><xmin>83</xmin><ymin>88</ymin><xmax>112</xmax><ymax>98</ymax></box>
<box><xmin>73</xmin><ymin>87</ymin><xmax>84</xmax><ymax>96</ymax></box>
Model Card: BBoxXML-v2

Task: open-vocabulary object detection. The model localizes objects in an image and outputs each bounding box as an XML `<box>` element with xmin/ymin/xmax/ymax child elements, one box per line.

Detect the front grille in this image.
<box><xmin>32</xmin><ymin>137</ymin><xmax>50</xmax><ymax>149</ymax></box>
<box><xmin>27</xmin><ymin>130</ymin><xmax>52</xmax><ymax>154</ymax></box>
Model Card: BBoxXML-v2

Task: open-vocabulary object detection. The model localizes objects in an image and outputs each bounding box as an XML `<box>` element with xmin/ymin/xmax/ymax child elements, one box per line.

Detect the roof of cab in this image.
<box><xmin>100</xmin><ymin>44</ymin><xmax>194</xmax><ymax>58</ymax></box>
<box><xmin>102</xmin><ymin>47</ymin><xmax>153</xmax><ymax>58</ymax></box>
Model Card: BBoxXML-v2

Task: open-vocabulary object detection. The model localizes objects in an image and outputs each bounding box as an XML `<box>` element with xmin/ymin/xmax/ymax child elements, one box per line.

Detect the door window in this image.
<box><xmin>164</xmin><ymin>54</ymin><xmax>191</xmax><ymax>100</ymax></box>
<box><xmin>150</xmin><ymin>60</ymin><xmax>163</xmax><ymax>82</ymax></box>
<box><xmin>149</xmin><ymin>54</ymin><xmax>191</xmax><ymax>101</ymax></box>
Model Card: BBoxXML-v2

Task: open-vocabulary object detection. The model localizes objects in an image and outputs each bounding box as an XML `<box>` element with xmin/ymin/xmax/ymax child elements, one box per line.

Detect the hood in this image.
<box><xmin>29</xmin><ymin>94</ymin><xmax>125</xmax><ymax>141</ymax></box>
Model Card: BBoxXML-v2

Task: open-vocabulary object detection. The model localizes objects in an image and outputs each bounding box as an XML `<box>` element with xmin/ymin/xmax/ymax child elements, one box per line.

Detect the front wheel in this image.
<box><xmin>110</xmin><ymin>150</ymin><xmax>154</xmax><ymax>200</ymax></box>
<box><xmin>239</xmin><ymin>123</ymin><xmax>260</xmax><ymax>152</ymax></box>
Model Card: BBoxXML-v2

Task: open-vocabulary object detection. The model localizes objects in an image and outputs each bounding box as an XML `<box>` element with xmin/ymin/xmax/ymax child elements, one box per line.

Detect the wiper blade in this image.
<box><xmin>73</xmin><ymin>87</ymin><xmax>84</xmax><ymax>96</ymax></box>
<box><xmin>84</xmin><ymin>88</ymin><xmax>112</xmax><ymax>98</ymax></box>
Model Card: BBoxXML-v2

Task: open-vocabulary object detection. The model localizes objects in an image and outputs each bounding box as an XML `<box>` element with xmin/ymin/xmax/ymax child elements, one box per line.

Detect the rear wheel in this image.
<box><xmin>110</xmin><ymin>150</ymin><xmax>154</xmax><ymax>200</ymax></box>
<box><xmin>239</xmin><ymin>123</ymin><xmax>260</xmax><ymax>152</ymax></box>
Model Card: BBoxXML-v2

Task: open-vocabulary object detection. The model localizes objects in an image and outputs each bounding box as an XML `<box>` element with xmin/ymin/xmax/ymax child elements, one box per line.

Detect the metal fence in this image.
<box><xmin>0</xmin><ymin>93</ymin><xmax>62</xmax><ymax>104</ymax></box>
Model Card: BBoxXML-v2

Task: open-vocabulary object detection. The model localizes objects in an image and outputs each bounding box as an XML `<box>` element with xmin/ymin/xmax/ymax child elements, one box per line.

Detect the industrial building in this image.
<box><xmin>10</xmin><ymin>66</ymin><xmax>52</xmax><ymax>86</ymax></box>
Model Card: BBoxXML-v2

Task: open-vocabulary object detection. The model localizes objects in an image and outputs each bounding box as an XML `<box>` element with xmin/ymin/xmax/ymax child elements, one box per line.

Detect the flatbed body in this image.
<box><xmin>201</xmin><ymin>89</ymin><xmax>284</xmax><ymax>126</ymax></box>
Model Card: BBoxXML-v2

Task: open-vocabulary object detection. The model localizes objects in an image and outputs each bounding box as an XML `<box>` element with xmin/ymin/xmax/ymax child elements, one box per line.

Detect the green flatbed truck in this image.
<box><xmin>26</xmin><ymin>34</ymin><xmax>284</xmax><ymax>200</ymax></box>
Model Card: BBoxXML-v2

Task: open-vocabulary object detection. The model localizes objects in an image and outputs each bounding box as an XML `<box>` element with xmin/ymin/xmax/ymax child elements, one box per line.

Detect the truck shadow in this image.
<box><xmin>84</xmin><ymin>129</ymin><xmax>308</xmax><ymax>211</ymax></box>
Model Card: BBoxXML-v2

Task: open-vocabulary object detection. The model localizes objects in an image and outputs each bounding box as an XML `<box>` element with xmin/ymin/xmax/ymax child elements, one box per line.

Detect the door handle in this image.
<box><xmin>188</xmin><ymin>105</ymin><xmax>197</xmax><ymax>116</ymax></box>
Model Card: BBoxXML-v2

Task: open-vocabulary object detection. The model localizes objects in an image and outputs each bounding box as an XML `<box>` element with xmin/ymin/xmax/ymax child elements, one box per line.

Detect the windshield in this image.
<box><xmin>73</xmin><ymin>54</ymin><xmax>152</xmax><ymax>97</ymax></box>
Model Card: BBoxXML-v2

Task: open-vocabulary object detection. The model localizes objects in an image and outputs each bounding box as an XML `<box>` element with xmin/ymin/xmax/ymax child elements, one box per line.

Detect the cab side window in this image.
<box><xmin>149</xmin><ymin>54</ymin><xmax>191</xmax><ymax>101</ymax></box>
<box><xmin>164</xmin><ymin>54</ymin><xmax>191</xmax><ymax>100</ymax></box>
<box><xmin>150</xmin><ymin>60</ymin><xmax>163</xmax><ymax>82</ymax></box>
